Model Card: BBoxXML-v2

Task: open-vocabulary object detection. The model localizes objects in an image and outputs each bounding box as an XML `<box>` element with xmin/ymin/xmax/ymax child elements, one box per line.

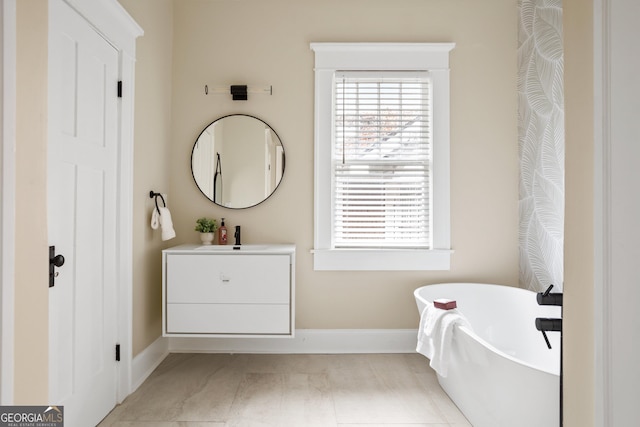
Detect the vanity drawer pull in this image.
<box><xmin>220</xmin><ymin>273</ymin><xmax>231</xmax><ymax>283</ymax></box>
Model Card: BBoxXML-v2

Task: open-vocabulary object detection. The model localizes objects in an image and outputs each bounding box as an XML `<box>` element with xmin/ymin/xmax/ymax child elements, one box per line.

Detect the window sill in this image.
<box><xmin>312</xmin><ymin>248</ymin><xmax>453</xmax><ymax>271</ymax></box>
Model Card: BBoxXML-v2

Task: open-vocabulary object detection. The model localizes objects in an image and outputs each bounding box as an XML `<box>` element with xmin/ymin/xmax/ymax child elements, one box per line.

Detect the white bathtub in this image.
<box><xmin>414</xmin><ymin>283</ymin><xmax>561</xmax><ymax>427</ymax></box>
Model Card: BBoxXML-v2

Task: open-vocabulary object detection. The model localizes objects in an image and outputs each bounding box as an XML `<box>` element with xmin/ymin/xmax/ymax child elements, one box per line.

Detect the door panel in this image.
<box><xmin>48</xmin><ymin>1</ymin><xmax>119</xmax><ymax>425</ymax></box>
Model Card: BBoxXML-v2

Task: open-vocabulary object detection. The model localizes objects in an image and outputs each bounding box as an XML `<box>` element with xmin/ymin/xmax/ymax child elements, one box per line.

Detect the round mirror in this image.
<box><xmin>191</xmin><ymin>114</ymin><xmax>285</xmax><ymax>209</ymax></box>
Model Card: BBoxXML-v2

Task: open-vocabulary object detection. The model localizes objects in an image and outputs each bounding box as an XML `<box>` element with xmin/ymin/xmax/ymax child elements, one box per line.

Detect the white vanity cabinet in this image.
<box><xmin>162</xmin><ymin>244</ymin><xmax>295</xmax><ymax>337</ymax></box>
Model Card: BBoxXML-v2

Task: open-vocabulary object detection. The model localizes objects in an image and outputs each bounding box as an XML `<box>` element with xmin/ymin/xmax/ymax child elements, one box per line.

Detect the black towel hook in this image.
<box><xmin>149</xmin><ymin>191</ymin><xmax>166</xmax><ymax>215</ymax></box>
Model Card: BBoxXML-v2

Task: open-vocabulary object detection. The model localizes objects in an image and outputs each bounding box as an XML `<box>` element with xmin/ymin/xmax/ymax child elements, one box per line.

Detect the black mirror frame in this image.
<box><xmin>190</xmin><ymin>114</ymin><xmax>286</xmax><ymax>209</ymax></box>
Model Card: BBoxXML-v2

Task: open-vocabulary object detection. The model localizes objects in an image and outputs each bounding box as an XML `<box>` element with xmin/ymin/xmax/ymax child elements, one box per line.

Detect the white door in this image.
<box><xmin>48</xmin><ymin>1</ymin><xmax>119</xmax><ymax>425</ymax></box>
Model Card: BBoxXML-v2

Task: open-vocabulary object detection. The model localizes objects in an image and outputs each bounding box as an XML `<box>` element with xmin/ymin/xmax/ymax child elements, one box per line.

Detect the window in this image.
<box><xmin>311</xmin><ymin>43</ymin><xmax>454</xmax><ymax>271</ymax></box>
<box><xmin>334</xmin><ymin>71</ymin><xmax>431</xmax><ymax>249</ymax></box>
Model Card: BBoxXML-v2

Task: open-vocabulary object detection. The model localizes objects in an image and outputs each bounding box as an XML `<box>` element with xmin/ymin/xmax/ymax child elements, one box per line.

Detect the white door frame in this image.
<box><xmin>50</xmin><ymin>0</ymin><xmax>142</xmax><ymax>403</ymax></box>
<box><xmin>0</xmin><ymin>0</ymin><xmax>16</xmax><ymax>406</ymax></box>
<box><xmin>593</xmin><ymin>0</ymin><xmax>640</xmax><ymax>425</ymax></box>
<box><xmin>593</xmin><ymin>1</ymin><xmax>607</xmax><ymax>423</ymax></box>
<box><xmin>595</xmin><ymin>0</ymin><xmax>611</xmax><ymax>424</ymax></box>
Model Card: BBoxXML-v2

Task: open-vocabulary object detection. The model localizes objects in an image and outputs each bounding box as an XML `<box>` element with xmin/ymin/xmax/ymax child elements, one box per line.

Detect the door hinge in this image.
<box><xmin>115</xmin><ymin>344</ymin><xmax>121</xmax><ymax>362</ymax></box>
<box><xmin>117</xmin><ymin>81</ymin><xmax>123</xmax><ymax>98</ymax></box>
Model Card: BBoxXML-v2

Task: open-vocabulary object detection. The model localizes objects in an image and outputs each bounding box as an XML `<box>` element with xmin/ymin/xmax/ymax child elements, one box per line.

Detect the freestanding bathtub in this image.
<box><xmin>414</xmin><ymin>283</ymin><xmax>561</xmax><ymax>427</ymax></box>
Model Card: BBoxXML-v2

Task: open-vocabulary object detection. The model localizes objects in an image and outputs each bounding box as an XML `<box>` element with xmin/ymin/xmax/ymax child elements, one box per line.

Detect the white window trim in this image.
<box><xmin>310</xmin><ymin>43</ymin><xmax>454</xmax><ymax>271</ymax></box>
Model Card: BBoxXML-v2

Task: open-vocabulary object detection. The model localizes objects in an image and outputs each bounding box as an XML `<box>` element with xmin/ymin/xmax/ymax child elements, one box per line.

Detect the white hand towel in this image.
<box><xmin>416</xmin><ymin>302</ymin><xmax>471</xmax><ymax>377</ymax></box>
<box><xmin>416</xmin><ymin>302</ymin><xmax>445</xmax><ymax>360</ymax></box>
<box><xmin>150</xmin><ymin>207</ymin><xmax>176</xmax><ymax>241</ymax></box>
<box><xmin>151</xmin><ymin>208</ymin><xmax>161</xmax><ymax>230</ymax></box>
<box><xmin>158</xmin><ymin>207</ymin><xmax>176</xmax><ymax>241</ymax></box>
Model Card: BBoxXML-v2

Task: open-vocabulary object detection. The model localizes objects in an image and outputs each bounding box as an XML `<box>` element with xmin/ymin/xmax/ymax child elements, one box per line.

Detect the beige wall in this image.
<box><xmin>168</xmin><ymin>0</ymin><xmax>520</xmax><ymax>331</ymax></box>
<box><xmin>122</xmin><ymin>0</ymin><xmax>594</xmax><ymax>426</ymax></box>
<box><xmin>7</xmin><ymin>1</ymin><xmax>600</xmax><ymax>424</ymax></box>
<box><xmin>118</xmin><ymin>0</ymin><xmax>174</xmax><ymax>356</ymax></box>
<box><xmin>8</xmin><ymin>0</ymin><xmax>544</xmax><ymax>402</ymax></box>
<box><xmin>563</xmin><ymin>0</ymin><xmax>594</xmax><ymax>425</ymax></box>
<box><xmin>14</xmin><ymin>0</ymin><xmax>48</xmax><ymax>403</ymax></box>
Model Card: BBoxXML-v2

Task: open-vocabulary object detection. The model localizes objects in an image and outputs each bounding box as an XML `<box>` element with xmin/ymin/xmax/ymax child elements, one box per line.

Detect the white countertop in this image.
<box><xmin>163</xmin><ymin>243</ymin><xmax>296</xmax><ymax>255</ymax></box>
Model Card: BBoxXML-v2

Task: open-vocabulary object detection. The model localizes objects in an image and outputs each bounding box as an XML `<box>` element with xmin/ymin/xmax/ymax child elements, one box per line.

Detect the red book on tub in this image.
<box><xmin>434</xmin><ymin>299</ymin><xmax>457</xmax><ymax>310</ymax></box>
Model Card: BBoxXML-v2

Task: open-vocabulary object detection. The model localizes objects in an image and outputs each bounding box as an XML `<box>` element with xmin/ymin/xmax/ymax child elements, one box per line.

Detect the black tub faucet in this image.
<box><xmin>535</xmin><ymin>283</ymin><xmax>564</xmax><ymax>427</ymax></box>
<box><xmin>234</xmin><ymin>225</ymin><xmax>241</xmax><ymax>246</ymax></box>
<box><xmin>535</xmin><ymin>285</ymin><xmax>563</xmax><ymax>349</ymax></box>
<box><xmin>536</xmin><ymin>284</ymin><xmax>563</xmax><ymax>306</ymax></box>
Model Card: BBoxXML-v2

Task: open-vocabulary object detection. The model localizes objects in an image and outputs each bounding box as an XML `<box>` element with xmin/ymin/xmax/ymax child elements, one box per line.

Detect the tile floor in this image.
<box><xmin>98</xmin><ymin>353</ymin><xmax>471</xmax><ymax>426</ymax></box>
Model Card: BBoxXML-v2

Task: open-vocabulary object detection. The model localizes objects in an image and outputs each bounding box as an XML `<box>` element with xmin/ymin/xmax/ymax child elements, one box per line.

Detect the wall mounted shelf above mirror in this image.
<box><xmin>191</xmin><ymin>114</ymin><xmax>285</xmax><ymax>209</ymax></box>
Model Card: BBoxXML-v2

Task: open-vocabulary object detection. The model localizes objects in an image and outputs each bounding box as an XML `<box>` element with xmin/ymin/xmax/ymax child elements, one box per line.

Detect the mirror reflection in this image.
<box><xmin>191</xmin><ymin>114</ymin><xmax>285</xmax><ymax>209</ymax></box>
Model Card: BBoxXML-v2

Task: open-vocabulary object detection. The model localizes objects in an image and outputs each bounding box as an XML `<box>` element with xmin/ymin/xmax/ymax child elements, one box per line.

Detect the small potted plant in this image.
<box><xmin>194</xmin><ymin>217</ymin><xmax>217</xmax><ymax>245</ymax></box>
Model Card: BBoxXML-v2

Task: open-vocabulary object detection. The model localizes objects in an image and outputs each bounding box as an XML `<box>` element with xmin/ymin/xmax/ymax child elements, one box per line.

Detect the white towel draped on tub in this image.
<box><xmin>416</xmin><ymin>302</ymin><xmax>471</xmax><ymax>377</ymax></box>
<box><xmin>151</xmin><ymin>206</ymin><xmax>176</xmax><ymax>241</ymax></box>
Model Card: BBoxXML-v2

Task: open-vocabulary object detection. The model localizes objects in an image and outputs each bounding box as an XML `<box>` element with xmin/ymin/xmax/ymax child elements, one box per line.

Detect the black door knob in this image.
<box><xmin>49</xmin><ymin>245</ymin><xmax>65</xmax><ymax>288</ymax></box>
<box><xmin>50</xmin><ymin>254</ymin><xmax>65</xmax><ymax>267</ymax></box>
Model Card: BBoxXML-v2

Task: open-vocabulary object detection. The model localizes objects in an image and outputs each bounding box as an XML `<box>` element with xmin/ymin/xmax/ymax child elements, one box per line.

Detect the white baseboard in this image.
<box><xmin>168</xmin><ymin>329</ymin><xmax>419</xmax><ymax>354</ymax></box>
<box><xmin>131</xmin><ymin>336</ymin><xmax>169</xmax><ymax>393</ymax></box>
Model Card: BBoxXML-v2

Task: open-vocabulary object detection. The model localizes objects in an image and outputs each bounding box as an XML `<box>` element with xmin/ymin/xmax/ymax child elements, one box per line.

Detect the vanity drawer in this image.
<box><xmin>166</xmin><ymin>303</ymin><xmax>290</xmax><ymax>335</ymax></box>
<box><xmin>166</xmin><ymin>254</ymin><xmax>290</xmax><ymax>304</ymax></box>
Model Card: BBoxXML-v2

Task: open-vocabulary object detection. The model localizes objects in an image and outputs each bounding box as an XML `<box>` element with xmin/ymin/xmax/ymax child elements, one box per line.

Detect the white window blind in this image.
<box><xmin>333</xmin><ymin>71</ymin><xmax>432</xmax><ymax>248</ymax></box>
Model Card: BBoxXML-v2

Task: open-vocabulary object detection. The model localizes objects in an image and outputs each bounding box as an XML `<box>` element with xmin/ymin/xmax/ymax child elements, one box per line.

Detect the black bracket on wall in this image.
<box><xmin>149</xmin><ymin>191</ymin><xmax>166</xmax><ymax>215</ymax></box>
<box><xmin>230</xmin><ymin>85</ymin><xmax>248</xmax><ymax>101</ymax></box>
